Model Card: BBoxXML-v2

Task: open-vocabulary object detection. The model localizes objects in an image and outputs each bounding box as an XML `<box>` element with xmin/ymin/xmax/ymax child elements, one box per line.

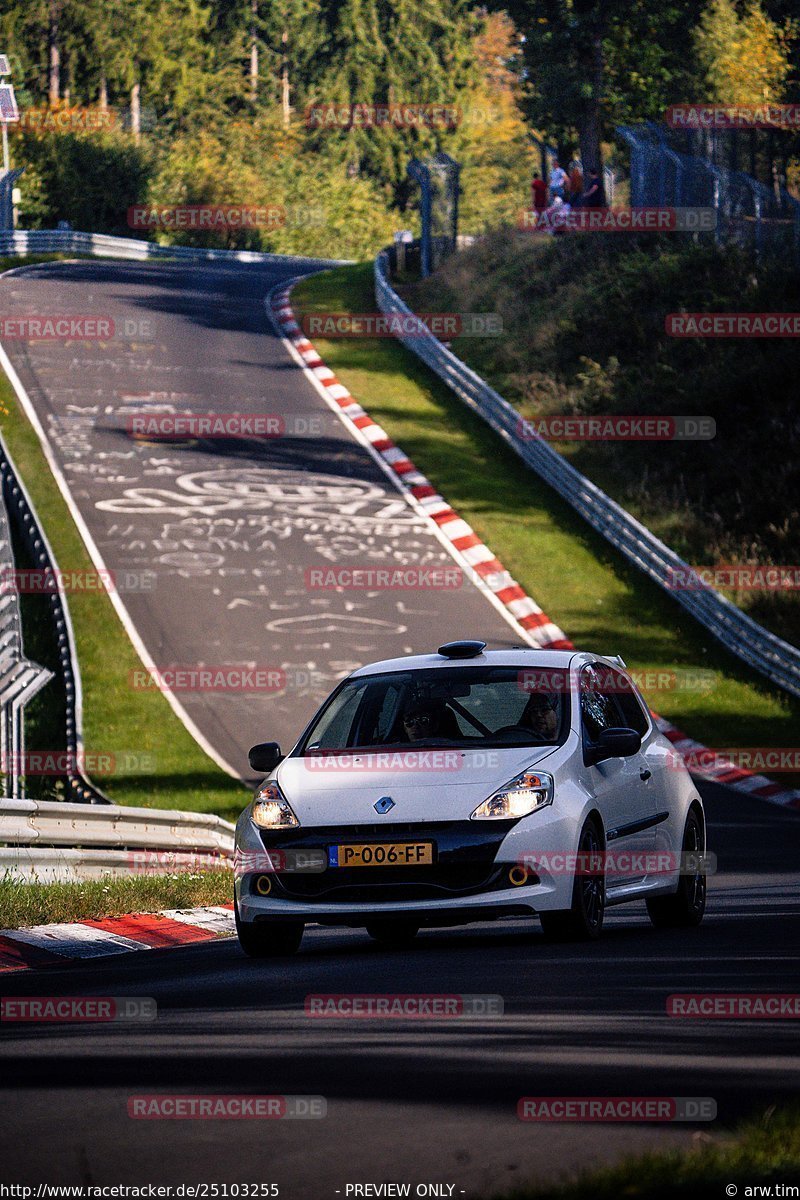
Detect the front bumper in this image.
<box><xmin>235</xmin><ymin>815</ymin><xmax>576</xmax><ymax>925</ymax></box>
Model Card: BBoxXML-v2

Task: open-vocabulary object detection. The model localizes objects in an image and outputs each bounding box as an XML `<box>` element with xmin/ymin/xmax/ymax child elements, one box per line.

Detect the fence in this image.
<box><xmin>0</xmin><ymin>469</ymin><xmax>52</xmax><ymax>799</ymax></box>
<box><xmin>0</xmin><ymin>797</ymin><xmax>234</xmax><ymax>881</ymax></box>
<box><xmin>407</xmin><ymin>153</ymin><xmax>461</xmax><ymax>277</ymax></box>
<box><xmin>0</xmin><ymin>433</ymin><xmax>109</xmax><ymax>804</ymax></box>
<box><xmin>374</xmin><ymin>249</ymin><xmax>800</xmax><ymax>700</ymax></box>
<box><xmin>618</xmin><ymin>122</ymin><xmax>800</xmax><ymax>264</ymax></box>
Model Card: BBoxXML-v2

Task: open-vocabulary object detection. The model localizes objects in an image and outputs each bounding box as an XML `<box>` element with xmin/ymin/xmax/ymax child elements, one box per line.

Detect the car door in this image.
<box><xmin>579</xmin><ymin>663</ymin><xmax>659</xmax><ymax>886</ymax></box>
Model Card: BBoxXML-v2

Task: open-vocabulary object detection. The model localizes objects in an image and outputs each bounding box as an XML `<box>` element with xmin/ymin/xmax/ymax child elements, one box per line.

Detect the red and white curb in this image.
<box><xmin>0</xmin><ymin>905</ymin><xmax>235</xmax><ymax>973</ymax></box>
<box><xmin>269</xmin><ymin>282</ymin><xmax>800</xmax><ymax>813</ymax></box>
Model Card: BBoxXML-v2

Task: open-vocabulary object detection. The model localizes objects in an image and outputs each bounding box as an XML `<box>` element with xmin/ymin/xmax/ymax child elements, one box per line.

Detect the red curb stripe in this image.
<box><xmin>495</xmin><ymin>585</ymin><xmax>528</xmax><ymax>604</ymax></box>
<box><xmin>0</xmin><ymin>935</ymin><xmax>66</xmax><ymax>973</ymax></box>
<box><xmin>451</xmin><ymin>533</ymin><xmax>483</xmax><ymax>552</ymax></box>
<box><xmin>473</xmin><ymin>558</ymin><xmax>506</xmax><ymax>578</ymax></box>
<box><xmin>411</xmin><ymin>484</ymin><xmax>437</xmax><ymax>499</ymax></box>
<box><xmin>80</xmin><ymin>913</ymin><xmax>218</xmax><ymax>948</ymax></box>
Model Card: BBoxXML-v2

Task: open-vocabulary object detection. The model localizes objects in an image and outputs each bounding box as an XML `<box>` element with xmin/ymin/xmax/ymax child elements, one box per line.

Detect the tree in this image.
<box><xmin>695</xmin><ymin>0</ymin><xmax>794</xmax><ymax>105</ymax></box>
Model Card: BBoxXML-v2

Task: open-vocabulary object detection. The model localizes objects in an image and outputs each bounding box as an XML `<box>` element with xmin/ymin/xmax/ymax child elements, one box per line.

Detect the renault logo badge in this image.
<box><xmin>374</xmin><ymin>796</ymin><xmax>395</xmax><ymax>814</ymax></box>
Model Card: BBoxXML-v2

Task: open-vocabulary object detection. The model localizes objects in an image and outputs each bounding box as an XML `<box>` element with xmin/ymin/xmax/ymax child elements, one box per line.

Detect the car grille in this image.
<box><xmin>274</xmin><ymin>863</ymin><xmax>505</xmax><ymax>903</ymax></box>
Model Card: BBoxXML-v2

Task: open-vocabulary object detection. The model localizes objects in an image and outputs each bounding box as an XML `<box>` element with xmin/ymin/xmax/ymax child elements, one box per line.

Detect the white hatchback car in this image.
<box><xmin>234</xmin><ymin>641</ymin><xmax>707</xmax><ymax>956</ymax></box>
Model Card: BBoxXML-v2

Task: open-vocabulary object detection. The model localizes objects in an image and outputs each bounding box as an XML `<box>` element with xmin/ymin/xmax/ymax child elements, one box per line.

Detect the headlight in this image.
<box><xmin>470</xmin><ymin>770</ymin><xmax>553</xmax><ymax>820</ymax></box>
<box><xmin>251</xmin><ymin>781</ymin><xmax>299</xmax><ymax>829</ymax></box>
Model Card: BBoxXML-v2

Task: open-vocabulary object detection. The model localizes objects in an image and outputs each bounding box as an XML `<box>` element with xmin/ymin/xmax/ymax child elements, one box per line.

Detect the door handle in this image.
<box><xmin>640</xmin><ymin>769</ymin><xmax>652</xmax><ymax>781</ymax></box>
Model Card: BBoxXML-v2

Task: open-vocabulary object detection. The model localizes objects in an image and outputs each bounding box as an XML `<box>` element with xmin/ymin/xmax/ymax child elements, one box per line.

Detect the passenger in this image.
<box><xmin>520</xmin><ymin>692</ymin><xmax>559</xmax><ymax>741</ymax></box>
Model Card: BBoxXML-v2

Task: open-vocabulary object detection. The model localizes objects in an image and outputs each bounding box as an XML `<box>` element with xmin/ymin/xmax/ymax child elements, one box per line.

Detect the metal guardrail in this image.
<box><xmin>374</xmin><ymin>249</ymin><xmax>800</xmax><ymax>699</ymax></box>
<box><xmin>0</xmin><ymin>797</ymin><xmax>234</xmax><ymax>881</ymax></box>
<box><xmin>0</xmin><ymin>433</ymin><xmax>108</xmax><ymax>803</ymax></box>
<box><xmin>0</xmin><ymin>228</ymin><xmax>350</xmax><ymax>267</ymax></box>
<box><xmin>0</xmin><ymin>474</ymin><xmax>52</xmax><ymax>799</ymax></box>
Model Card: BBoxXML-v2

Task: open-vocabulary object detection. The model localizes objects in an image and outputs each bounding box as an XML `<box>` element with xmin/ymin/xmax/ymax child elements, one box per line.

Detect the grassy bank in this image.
<box><xmin>0</xmin><ymin>260</ymin><xmax>248</xmax><ymax>822</ymax></box>
<box><xmin>0</xmin><ymin>871</ymin><xmax>232</xmax><ymax>929</ymax></box>
<box><xmin>494</xmin><ymin>1107</ymin><xmax>800</xmax><ymax>1199</ymax></box>
<box><xmin>293</xmin><ymin>264</ymin><xmax>799</xmax><ymax>765</ymax></box>
<box><xmin>410</xmin><ymin>230</ymin><xmax>800</xmax><ymax>645</ymax></box>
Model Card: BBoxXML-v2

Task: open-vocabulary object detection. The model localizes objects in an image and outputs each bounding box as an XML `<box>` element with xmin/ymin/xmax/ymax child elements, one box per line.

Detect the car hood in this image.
<box><xmin>274</xmin><ymin>744</ymin><xmax>561</xmax><ymax>826</ymax></box>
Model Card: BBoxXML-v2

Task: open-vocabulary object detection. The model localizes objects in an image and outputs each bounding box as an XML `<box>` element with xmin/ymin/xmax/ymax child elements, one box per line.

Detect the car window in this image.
<box><xmin>605</xmin><ymin>668</ymin><xmax>650</xmax><ymax>736</ymax></box>
<box><xmin>580</xmin><ymin>665</ymin><xmax>619</xmax><ymax>741</ymax></box>
<box><xmin>298</xmin><ymin>666</ymin><xmax>570</xmax><ymax>752</ymax></box>
<box><xmin>305</xmin><ymin>681</ymin><xmax>366</xmax><ymax>750</ymax></box>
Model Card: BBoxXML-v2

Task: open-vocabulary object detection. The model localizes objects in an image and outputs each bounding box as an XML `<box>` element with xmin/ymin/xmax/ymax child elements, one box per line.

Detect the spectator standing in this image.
<box><xmin>531</xmin><ymin>173</ymin><xmax>548</xmax><ymax>214</ymax></box>
<box><xmin>568</xmin><ymin>157</ymin><xmax>583</xmax><ymax>202</ymax></box>
<box><xmin>581</xmin><ymin>168</ymin><xmax>606</xmax><ymax>208</ymax></box>
<box><xmin>549</xmin><ymin>160</ymin><xmax>568</xmax><ymax>201</ymax></box>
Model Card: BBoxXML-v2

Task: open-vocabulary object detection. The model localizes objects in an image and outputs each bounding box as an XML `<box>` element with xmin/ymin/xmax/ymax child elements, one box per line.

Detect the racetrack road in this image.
<box><xmin>1</xmin><ymin>259</ymin><xmax>798</xmax><ymax>1196</ymax></box>
<box><xmin>0</xmin><ymin>259</ymin><xmax>525</xmax><ymax>780</ymax></box>
<box><xmin>0</xmin><ymin>782</ymin><xmax>798</xmax><ymax>1194</ymax></box>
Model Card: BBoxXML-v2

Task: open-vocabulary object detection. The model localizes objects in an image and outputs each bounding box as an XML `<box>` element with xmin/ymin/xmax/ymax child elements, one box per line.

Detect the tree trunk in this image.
<box><xmin>250</xmin><ymin>0</ymin><xmax>258</xmax><ymax>99</ymax></box>
<box><xmin>576</xmin><ymin>0</ymin><xmax>605</xmax><ymax>175</ymax></box>
<box><xmin>281</xmin><ymin>29</ymin><xmax>290</xmax><ymax>127</ymax></box>
<box><xmin>48</xmin><ymin>0</ymin><xmax>60</xmax><ymax>105</ymax></box>
<box><xmin>99</xmin><ymin>75</ymin><xmax>108</xmax><ymax>110</ymax></box>
<box><xmin>131</xmin><ymin>80</ymin><xmax>141</xmax><ymax>141</ymax></box>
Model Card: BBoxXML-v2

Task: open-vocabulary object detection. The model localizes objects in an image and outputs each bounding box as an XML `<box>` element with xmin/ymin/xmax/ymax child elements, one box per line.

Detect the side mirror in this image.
<box><xmin>585</xmin><ymin>727</ymin><xmax>642</xmax><ymax>767</ymax></box>
<box><xmin>248</xmin><ymin>742</ymin><xmax>283</xmax><ymax>773</ymax></box>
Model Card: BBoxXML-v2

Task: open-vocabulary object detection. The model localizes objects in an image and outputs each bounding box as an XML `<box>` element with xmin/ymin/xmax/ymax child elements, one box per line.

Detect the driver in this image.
<box><xmin>520</xmin><ymin>692</ymin><xmax>559</xmax><ymax>741</ymax></box>
<box><xmin>402</xmin><ymin>703</ymin><xmax>442</xmax><ymax>741</ymax></box>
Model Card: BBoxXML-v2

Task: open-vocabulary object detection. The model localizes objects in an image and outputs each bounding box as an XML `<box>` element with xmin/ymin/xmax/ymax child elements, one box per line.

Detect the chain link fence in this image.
<box><xmin>618</xmin><ymin>122</ymin><xmax>800</xmax><ymax>265</ymax></box>
<box><xmin>407</xmin><ymin>152</ymin><xmax>461</xmax><ymax>277</ymax></box>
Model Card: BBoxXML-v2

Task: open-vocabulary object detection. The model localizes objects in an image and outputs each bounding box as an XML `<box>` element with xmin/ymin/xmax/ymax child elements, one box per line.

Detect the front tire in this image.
<box><xmin>235</xmin><ymin>900</ymin><xmax>304</xmax><ymax>958</ymax></box>
<box><xmin>366</xmin><ymin>920</ymin><xmax>419</xmax><ymax>946</ymax></box>
<box><xmin>540</xmin><ymin>817</ymin><xmax>605</xmax><ymax>942</ymax></box>
<box><xmin>646</xmin><ymin>809</ymin><xmax>706</xmax><ymax>929</ymax></box>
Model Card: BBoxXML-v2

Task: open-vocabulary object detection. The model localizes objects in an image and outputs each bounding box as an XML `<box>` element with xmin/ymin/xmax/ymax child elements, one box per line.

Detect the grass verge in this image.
<box><xmin>0</xmin><ymin>870</ymin><xmax>232</xmax><ymax>929</ymax></box>
<box><xmin>411</xmin><ymin>230</ymin><xmax>800</xmax><ymax>644</ymax></box>
<box><xmin>292</xmin><ymin>264</ymin><xmax>800</xmax><ymax>765</ymax></box>
<box><xmin>0</xmin><ymin>258</ymin><xmax>248</xmax><ymax>822</ymax></box>
<box><xmin>496</xmin><ymin>1107</ymin><xmax>800</xmax><ymax>1198</ymax></box>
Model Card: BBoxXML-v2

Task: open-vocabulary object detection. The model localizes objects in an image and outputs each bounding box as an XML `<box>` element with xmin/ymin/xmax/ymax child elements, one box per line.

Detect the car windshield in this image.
<box><xmin>298</xmin><ymin>666</ymin><xmax>570</xmax><ymax>753</ymax></box>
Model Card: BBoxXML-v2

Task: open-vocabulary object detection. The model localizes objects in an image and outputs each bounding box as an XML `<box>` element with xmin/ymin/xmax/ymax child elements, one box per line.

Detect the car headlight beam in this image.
<box><xmin>470</xmin><ymin>770</ymin><xmax>553</xmax><ymax>820</ymax></box>
<box><xmin>251</xmin><ymin>781</ymin><xmax>300</xmax><ymax>829</ymax></box>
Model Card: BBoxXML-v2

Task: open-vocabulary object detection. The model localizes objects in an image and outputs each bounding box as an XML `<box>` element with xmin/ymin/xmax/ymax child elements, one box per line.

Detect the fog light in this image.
<box><xmin>254</xmin><ymin>874</ymin><xmax>273</xmax><ymax>896</ymax></box>
<box><xmin>508</xmin><ymin>865</ymin><xmax>530</xmax><ymax>887</ymax></box>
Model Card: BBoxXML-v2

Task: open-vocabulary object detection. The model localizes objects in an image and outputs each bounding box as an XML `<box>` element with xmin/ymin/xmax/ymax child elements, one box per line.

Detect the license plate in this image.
<box><xmin>328</xmin><ymin>841</ymin><xmax>434</xmax><ymax>868</ymax></box>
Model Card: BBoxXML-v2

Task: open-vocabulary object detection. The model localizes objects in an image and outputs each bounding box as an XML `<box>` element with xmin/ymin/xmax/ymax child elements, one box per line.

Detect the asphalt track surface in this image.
<box><xmin>1</xmin><ymin>258</ymin><xmax>527</xmax><ymax>781</ymax></box>
<box><xmin>1</xmin><ymin>261</ymin><xmax>799</xmax><ymax>1195</ymax></box>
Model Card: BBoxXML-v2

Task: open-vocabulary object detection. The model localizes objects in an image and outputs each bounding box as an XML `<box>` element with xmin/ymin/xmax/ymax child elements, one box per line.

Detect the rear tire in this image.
<box><xmin>366</xmin><ymin>920</ymin><xmax>420</xmax><ymax>946</ymax></box>
<box><xmin>235</xmin><ymin>900</ymin><xmax>304</xmax><ymax>958</ymax></box>
<box><xmin>540</xmin><ymin>817</ymin><xmax>605</xmax><ymax>942</ymax></box>
<box><xmin>646</xmin><ymin>809</ymin><xmax>706</xmax><ymax>929</ymax></box>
